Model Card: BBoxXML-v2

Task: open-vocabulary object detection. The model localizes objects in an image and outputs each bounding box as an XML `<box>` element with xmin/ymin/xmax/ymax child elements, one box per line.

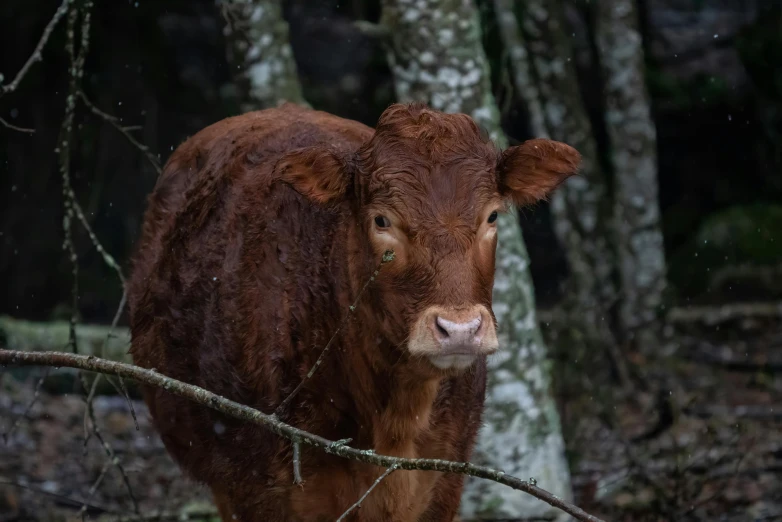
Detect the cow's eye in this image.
<box><xmin>487</xmin><ymin>211</ymin><xmax>498</xmax><ymax>224</ymax></box>
<box><xmin>374</xmin><ymin>215</ymin><xmax>391</xmax><ymax>229</ymax></box>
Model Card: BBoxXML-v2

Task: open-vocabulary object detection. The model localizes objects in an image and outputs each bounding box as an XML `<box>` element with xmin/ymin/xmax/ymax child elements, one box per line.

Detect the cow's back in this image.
<box><xmin>128</xmin><ymin>103</ymin><xmax>371</xmax><ymax>300</ymax></box>
<box><xmin>126</xmin><ymin>103</ymin><xmax>373</xmax><ymax>492</ymax></box>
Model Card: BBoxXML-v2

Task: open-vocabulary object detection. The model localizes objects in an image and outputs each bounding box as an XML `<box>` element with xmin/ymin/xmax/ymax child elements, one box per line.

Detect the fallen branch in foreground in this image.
<box><xmin>666</xmin><ymin>301</ymin><xmax>782</xmax><ymax>325</ymax></box>
<box><xmin>0</xmin><ymin>349</ymin><xmax>605</xmax><ymax>522</ymax></box>
<box><xmin>537</xmin><ymin>300</ymin><xmax>782</xmax><ymax>329</ymax></box>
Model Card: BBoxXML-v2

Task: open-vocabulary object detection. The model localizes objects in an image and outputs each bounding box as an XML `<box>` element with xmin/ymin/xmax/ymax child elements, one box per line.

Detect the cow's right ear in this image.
<box><xmin>274</xmin><ymin>146</ymin><xmax>354</xmax><ymax>204</ymax></box>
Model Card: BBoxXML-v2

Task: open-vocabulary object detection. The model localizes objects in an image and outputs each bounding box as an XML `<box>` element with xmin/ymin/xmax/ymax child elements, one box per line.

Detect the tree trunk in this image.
<box><xmin>594</xmin><ymin>0</ymin><xmax>667</xmax><ymax>348</ymax></box>
<box><xmin>514</xmin><ymin>0</ymin><xmax>621</xmax><ymax>360</ymax></box>
<box><xmin>380</xmin><ymin>1</ymin><xmax>573</xmax><ymax>518</ymax></box>
<box><xmin>220</xmin><ymin>0</ymin><xmax>308</xmax><ymax>111</ymax></box>
<box><xmin>492</xmin><ymin>0</ymin><xmax>547</xmax><ymax>138</ymax></box>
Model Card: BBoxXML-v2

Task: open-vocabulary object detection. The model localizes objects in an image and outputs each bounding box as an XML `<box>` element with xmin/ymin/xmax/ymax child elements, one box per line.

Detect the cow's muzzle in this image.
<box><xmin>408</xmin><ymin>305</ymin><xmax>499</xmax><ymax>370</ymax></box>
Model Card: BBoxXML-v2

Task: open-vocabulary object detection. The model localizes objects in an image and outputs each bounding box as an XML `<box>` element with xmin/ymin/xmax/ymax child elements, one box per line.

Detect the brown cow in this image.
<box><xmin>127</xmin><ymin>102</ymin><xmax>579</xmax><ymax>522</ymax></box>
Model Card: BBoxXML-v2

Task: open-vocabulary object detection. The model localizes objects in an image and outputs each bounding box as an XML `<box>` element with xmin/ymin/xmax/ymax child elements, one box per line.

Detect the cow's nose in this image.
<box><xmin>432</xmin><ymin>312</ymin><xmax>485</xmax><ymax>353</ymax></box>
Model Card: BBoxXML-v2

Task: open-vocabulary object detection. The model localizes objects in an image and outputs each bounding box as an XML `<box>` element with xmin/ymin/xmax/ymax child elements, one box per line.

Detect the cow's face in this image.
<box><xmin>276</xmin><ymin>103</ymin><xmax>580</xmax><ymax>372</ymax></box>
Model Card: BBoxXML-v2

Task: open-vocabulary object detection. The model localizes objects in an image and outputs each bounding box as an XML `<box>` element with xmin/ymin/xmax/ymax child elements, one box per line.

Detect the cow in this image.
<box><xmin>126</xmin><ymin>102</ymin><xmax>580</xmax><ymax>522</ymax></box>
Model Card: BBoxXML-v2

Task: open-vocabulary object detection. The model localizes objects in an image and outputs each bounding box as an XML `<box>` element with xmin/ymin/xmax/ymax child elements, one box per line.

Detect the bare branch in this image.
<box><xmin>0</xmin><ymin>116</ymin><xmax>35</xmax><ymax>133</ymax></box>
<box><xmin>0</xmin><ymin>477</ymin><xmax>221</xmax><ymax>521</ymax></box>
<box><xmin>0</xmin><ymin>477</ymin><xmax>119</xmax><ymax>516</ymax></box>
<box><xmin>84</xmin><ymin>291</ymin><xmax>139</xmax><ymax>432</ymax></box>
<box><xmin>0</xmin><ymin>0</ymin><xmax>73</xmax><ymax>97</ymax></box>
<box><xmin>2</xmin><ymin>367</ymin><xmax>50</xmax><ymax>444</ymax></box>
<box><xmin>59</xmin><ymin>1</ymin><xmax>83</xmax><ymax>355</ymax></box>
<box><xmin>78</xmin><ymin>90</ymin><xmax>162</xmax><ymax>175</ymax></box>
<box><xmin>70</xmin><ymin>194</ymin><xmax>127</xmax><ymax>285</ymax></box>
<box><xmin>50</xmin><ymin>2</ymin><xmax>141</xmax><ymax>515</ymax></box>
<box><xmin>77</xmin><ymin>458</ymin><xmax>113</xmax><ymax>520</ymax></box>
<box><xmin>274</xmin><ymin>249</ymin><xmax>396</xmax><ymax>416</ymax></box>
<box><xmin>292</xmin><ymin>441</ymin><xmax>303</xmax><ymax>485</ymax></box>
<box><xmin>336</xmin><ymin>464</ymin><xmax>398</xmax><ymax>521</ymax></box>
<box><xmin>83</xmin><ymin>397</ymin><xmax>142</xmax><ymax>516</ymax></box>
<box><xmin>0</xmin><ymin>349</ymin><xmax>606</xmax><ymax>522</ymax></box>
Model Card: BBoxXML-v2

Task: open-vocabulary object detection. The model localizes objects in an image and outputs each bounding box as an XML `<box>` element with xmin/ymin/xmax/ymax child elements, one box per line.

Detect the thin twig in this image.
<box><xmin>55</xmin><ymin>3</ymin><xmax>141</xmax><ymax>516</ymax></box>
<box><xmin>70</xmin><ymin>196</ymin><xmax>127</xmax><ymax>284</ymax></box>
<box><xmin>0</xmin><ymin>116</ymin><xmax>35</xmax><ymax>133</ymax></box>
<box><xmin>292</xmin><ymin>441</ymin><xmax>303</xmax><ymax>485</ymax></box>
<box><xmin>59</xmin><ymin>0</ymin><xmax>82</xmax><ymax>358</ymax></box>
<box><xmin>274</xmin><ymin>249</ymin><xmax>396</xmax><ymax>416</ymax></box>
<box><xmin>0</xmin><ymin>477</ymin><xmax>118</xmax><ymax>515</ymax></box>
<box><xmin>115</xmin><ymin>368</ymin><xmax>139</xmax><ymax>431</ymax></box>
<box><xmin>77</xmin><ymin>458</ymin><xmax>113</xmax><ymax>521</ymax></box>
<box><xmin>0</xmin><ymin>477</ymin><xmax>220</xmax><ymax>521</ymax></box>
<box><xmin>84</xmin><ymin>396</ymin><xmax>142</xmax><ymax>516</ymax></box>
<box><xmin>336</xmin><ymin>464</ymin><xmax>398</xmax><ymax>521</ymax></box>
<box><xmin>78</xmin><ymin>90</ymin><xmax>162</xmax><ymax>175</ymax></box>
<box><xmin>85</xmin><ymin>290</ymin><xmax>138</xmax><ymax>431</ymax></box>
<box><xmin>59</xmin><ymin>0</ymin><xmax>95</xmax><ymax>449</ymax></box>
<box><xmin>0</xmin><ymin>349</ymin><xmax>606</xmax><ymax>522</ymax></box>
<box><xmin>0</xmin><ymin>0</ymin><xmax>73</xmax><ymax>97</ymax></box>
<box><xmin>1</xmin><ymin>367</ymin><xmax>50</xmax><ymax>444</ymax></box>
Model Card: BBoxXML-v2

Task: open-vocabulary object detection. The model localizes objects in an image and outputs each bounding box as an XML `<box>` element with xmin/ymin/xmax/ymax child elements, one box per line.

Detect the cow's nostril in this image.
<box><xmin>435</xmin><ymin>317</ymin><xmax>450</xmax><ymax>338</ymax></box>
<box><xmin>434</xmin><ymin>315</ymin><xmax>482</xmax><ymax>341</ymax></box>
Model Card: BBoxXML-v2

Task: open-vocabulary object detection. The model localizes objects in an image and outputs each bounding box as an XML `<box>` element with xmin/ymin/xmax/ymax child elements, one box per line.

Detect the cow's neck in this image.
<box><xmin>373</xmin><ymin>366</ymin><xmax>441</xmax><ymax>457</ymax></box>
<box><xmin>338</xmin><ymin>332</ymin><xmax>442</xmax><ymax>457</ymax></box>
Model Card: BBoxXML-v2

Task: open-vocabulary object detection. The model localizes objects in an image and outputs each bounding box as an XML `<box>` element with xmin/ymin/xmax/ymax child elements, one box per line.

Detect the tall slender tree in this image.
<box><xmin>380</xmin><ymin>0</ymin><xmax>573</xmax><ymax>519</ymax></box>
<box><xmin>514</xmin><ymin>0</ymin><xmax>619</xmax><ymax>352</ymax></box>
<box><xmin>595</xmin><ymin>0</ymin><xmax>666</xmax><ymax>348</ymax></box>
<box><xmin>220</xmin><ymin>0</ymin><xmax>308</xmax><ymax>111</ymax></box>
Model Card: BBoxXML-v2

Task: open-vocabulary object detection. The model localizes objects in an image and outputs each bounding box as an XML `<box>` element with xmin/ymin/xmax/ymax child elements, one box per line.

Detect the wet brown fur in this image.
<box><xmin>127</xmin><ymin>102</ymin><xmax>580</xmax><ymax>522</ymax></box>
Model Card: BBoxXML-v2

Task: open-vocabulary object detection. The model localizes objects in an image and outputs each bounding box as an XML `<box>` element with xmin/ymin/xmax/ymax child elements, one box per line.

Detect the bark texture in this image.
<box><xmin>517</xmin><ymin>0</ymin><xmax>618</xmax><ymax>346</ymax></box>
<box><xmin>493</xmin><ymin>0</ymin><xmax>547</xmax><ymax>138</ymax></box>
<box><xmin>221</xmin><ymin>0</ymin><xmax>308</xmax><ymax>111</ymax></box>
<box><xmin>381</xmin><ymin>0</ymin><xmax>573</xmax><ymax>518</ymax></box>
<box><xmin>595</xmin><ymin>0</ymin><xmax>667</xmax><ymax>344</ymax></box>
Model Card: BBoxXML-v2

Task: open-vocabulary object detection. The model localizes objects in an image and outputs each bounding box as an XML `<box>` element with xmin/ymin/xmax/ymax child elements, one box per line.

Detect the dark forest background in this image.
<box><xmin>3</xmin><ymin>0</ymin><xmax>781</xmax><ymax>325</ymax></box>
<box><xmin>2</xmin><ymin>1</ymin><xmax>782</xmax><ymax>521</ymax></box>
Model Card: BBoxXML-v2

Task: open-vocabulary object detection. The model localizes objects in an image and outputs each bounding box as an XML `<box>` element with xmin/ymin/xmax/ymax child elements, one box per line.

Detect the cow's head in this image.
<box><xmin>275</xmin><ymin>103</ymin><xmax>580</xmax><ymax>372</ymax></box>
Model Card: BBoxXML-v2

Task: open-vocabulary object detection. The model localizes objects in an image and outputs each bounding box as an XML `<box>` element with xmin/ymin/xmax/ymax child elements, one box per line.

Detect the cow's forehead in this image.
<box><xmin>365</xmin><ymin>154</ymin><xmax>500</xmax><ymax>224</ymax></box>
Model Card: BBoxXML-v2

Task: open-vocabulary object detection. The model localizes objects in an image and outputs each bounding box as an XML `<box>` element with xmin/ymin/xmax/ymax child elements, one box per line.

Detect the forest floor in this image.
<box><xmin>551</xmin><ymin>305</ymin><xmax>782</xmax><ymax>522</ymax></box>
<box><xmin>0</xmin><ymin>304</ymin><xmax>780</xmax><ymax>522</ymax></box>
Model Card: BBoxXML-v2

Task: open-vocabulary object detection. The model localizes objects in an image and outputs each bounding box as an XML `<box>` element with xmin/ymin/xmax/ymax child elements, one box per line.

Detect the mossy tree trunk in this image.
<box><xmin>595</xmin><ymin>0</ymin><xmax>667</xmax><ymax>348</ymax></box>
<box><xmin>512</xmin><ymin>0</ymin><xmax>620</xmax><ymax>354</ymax></box>
<box><xmin>380</xmin><ymin>0</ymin><xmax>573</xmax><ymax>519</ymax></box>
<box><xmin>220</xmin><ymin>0</ymin><xmax>308</xmax><ymax>111</ymax></box>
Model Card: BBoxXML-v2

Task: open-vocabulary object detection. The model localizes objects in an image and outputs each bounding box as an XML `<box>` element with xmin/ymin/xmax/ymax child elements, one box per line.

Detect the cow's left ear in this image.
<box><xmin>274</xmin><ymin>145</ymin><xmax>354</xmax><ymax>204</ymax></box>
<box><xmin>497</xmin><ymin>138</ymin><xmax>581</xmax><ymax>207</ymax></box>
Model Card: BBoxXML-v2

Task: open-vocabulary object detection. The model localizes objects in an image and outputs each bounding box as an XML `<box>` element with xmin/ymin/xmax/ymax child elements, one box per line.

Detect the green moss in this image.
<box><xmin>667</xmin><ymin>204</ymin><xmax>782</xmax><ymax>297</ymax></box>
<box><xmin>646</xmin><ymin>64</ymin><xmax>733</xmax><ymax>109</ymax></box>
<box><xmin>697</xmin><ymin>205</ymin><xmax>782</xmax><ymax>260</ymax></box>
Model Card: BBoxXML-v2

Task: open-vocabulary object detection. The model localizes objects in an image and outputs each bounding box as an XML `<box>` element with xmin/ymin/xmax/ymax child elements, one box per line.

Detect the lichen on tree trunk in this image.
<box><xmin>518</xmin><ymin>0</ymin><xmax>618</xmax><ymax>348</ymax></box>
<box><xmin>381</xmin><ymin>0</ymin><xmax>573</xmax><ymax>518</ymax></box>
<box><xmin>493</xmin><ymin>0</ymin><xmax>547</xmax><ymax>139</ymax></box>
<box><xmin>220</xmin><ymin>0</ymin><xmax>308</xmax><ymax>111</ymax></box>
<box><xmin>595</xmin><ymin>0</ymin><xmax>667</xmax><ymax>346</ymax></box>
